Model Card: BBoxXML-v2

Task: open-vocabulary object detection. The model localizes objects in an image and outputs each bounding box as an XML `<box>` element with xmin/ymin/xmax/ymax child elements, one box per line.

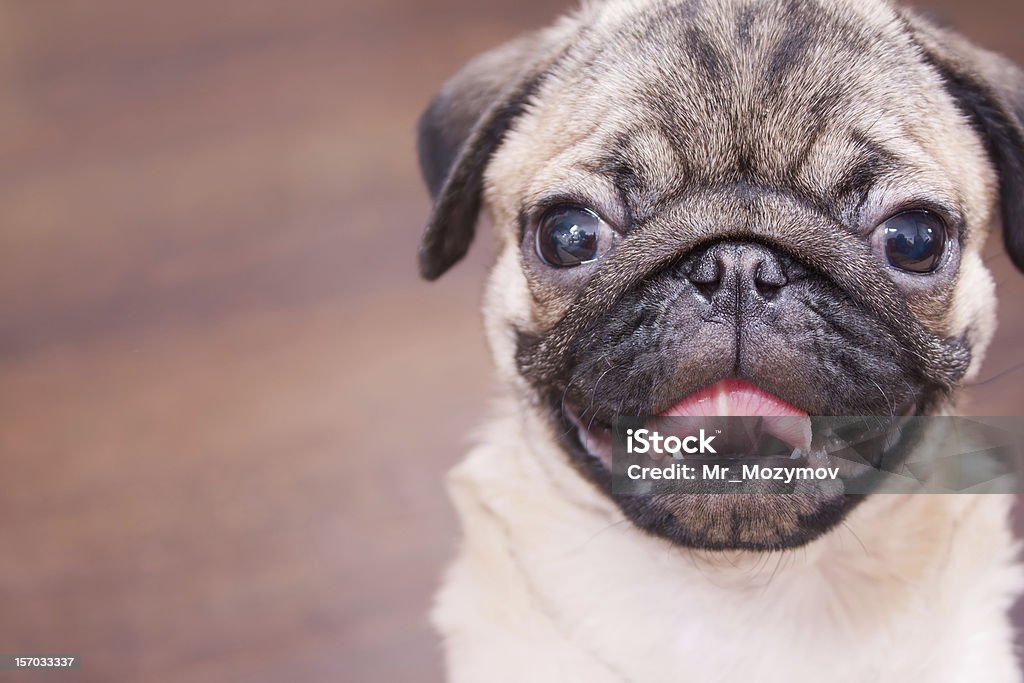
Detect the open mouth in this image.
<box><xmin>563</xmin><ymin>379</ymin><xmax>917</xmax><ymax>472</ymax></box>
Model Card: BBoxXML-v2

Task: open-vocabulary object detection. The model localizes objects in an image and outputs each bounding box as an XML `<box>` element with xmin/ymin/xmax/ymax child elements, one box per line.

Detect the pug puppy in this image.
<box><xmin>417</xmin><ymin>0</ymin><xmax>1024</xmax><ymax>680</ymax></box>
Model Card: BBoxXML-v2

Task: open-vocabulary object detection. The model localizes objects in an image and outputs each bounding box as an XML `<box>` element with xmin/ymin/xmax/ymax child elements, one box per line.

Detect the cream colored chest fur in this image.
<box><xmin>433</xmin><ymin>408</ymin><xmax>1023</xmax><ymax>682</ymax></box>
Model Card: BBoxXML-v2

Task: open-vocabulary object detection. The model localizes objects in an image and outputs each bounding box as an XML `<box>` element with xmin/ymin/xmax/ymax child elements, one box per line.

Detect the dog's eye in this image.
<box><xmin>536</xmin><ymin>206</ymin><xmax>605</xmax><ymax>267</ymax></box>
<box><xmin>881</xmin><ymin>211</ymin><xmax>947</xmax><ymax>274</ymax></box>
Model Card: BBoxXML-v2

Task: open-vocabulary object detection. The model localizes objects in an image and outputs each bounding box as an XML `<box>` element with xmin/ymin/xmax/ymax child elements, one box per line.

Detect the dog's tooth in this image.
<box><xmin>790</xmin><ymin>448</ymin><xmax>802</xmax><ymax>460</ymax></box>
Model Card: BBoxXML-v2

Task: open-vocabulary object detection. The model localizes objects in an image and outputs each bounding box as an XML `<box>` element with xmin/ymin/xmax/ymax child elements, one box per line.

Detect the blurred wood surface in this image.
<box><xmin>0</xmin><ymin>1</ymin><xmax>1021</xmax><ymax>682</ymax></box>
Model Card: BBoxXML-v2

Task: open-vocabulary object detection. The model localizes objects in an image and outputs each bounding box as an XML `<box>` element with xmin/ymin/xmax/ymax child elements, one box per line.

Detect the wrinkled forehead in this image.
<box><xmin>493</xmin><ymin>0</ymin><xmax>992</xmax><ymax>231</ymax></box>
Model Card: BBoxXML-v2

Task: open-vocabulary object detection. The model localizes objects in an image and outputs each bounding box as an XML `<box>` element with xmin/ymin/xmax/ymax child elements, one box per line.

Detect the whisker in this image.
<box><xmin>870</xmin><ymin>379</ymin><xmax>895</xmax><ymax>417</ymax></box>
<box><xmin>839</xmin><ymin>520</ymin><xmax>869</xmax><ymax>556</ymax></box>
<box><xmin>965</xmin><ymin>361</ymin><xmax>1024</xmax><ymax>388</ymax></box>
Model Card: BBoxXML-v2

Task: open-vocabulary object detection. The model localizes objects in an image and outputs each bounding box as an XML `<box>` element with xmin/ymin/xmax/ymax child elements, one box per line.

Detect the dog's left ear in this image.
<box><xmin>905</xmin><ymin>11</ymin><xmax>1024</xmax><ymax>273</ymax></box>
<box><xmin>416</xmin><ymin>24</ymin><xmax>571</xmax><ymax>280</ymax></box>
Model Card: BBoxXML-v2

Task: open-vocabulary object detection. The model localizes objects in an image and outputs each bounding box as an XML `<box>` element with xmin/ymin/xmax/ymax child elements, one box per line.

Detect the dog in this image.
<box><xmin>416</xmin><ymin>0</ymin><xmax>1024</xmax><ymax>680</ymax></box>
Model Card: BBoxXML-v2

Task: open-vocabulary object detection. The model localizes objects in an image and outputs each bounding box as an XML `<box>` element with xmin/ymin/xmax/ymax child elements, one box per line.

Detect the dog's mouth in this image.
<box><xmin>563</xmin><ymin>379</ymin><xmax>917</xmax><ymax>471</ymax></box>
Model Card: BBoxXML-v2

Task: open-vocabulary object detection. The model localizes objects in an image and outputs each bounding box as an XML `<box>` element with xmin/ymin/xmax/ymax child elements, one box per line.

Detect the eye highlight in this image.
<box><xmin>880</xmin><ymin>210</ymin><xmax>947</xmax><ymax>274</ymax></box>
<box><xmin>535</xmin><ymin>206</ymin><xmax>607</xmax><ymax>267</ymax></box>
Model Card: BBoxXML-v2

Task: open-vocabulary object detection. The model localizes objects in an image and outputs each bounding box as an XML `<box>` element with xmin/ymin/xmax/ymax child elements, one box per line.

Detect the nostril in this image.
<box><xmin>682</xmin><ymin>250</ymin><xmax>724</xmax><ymax>298</ymax></box>
<box><xmin>686</xmin><ymin>267</ymin><xmax>722</xmax><ymax>298</ymax></box>
<box><xmin>694</xmin><ymin>278</ymin><xmax>721</xmax><ymax>298</ymax></box>
<box><xmin>753</xmin><ymin>263</ymin><xmax>786</xmax><ymax>301</ymax></box>
<box><xmin>754</xmin><ymin>279</ymin><xmax>782</xmax><ymax>300</ymax></box>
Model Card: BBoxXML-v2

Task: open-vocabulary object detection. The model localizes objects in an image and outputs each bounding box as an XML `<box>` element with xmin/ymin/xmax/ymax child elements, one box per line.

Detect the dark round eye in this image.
<box><xmin>536</xmin><ymin>206</ymin><xmax>604</xmax><ymax>267</ymax></box>
<box><xmin>881</xmin><ymin>211</ymin><xmax>947</xmax><ymax>273</ymax></box>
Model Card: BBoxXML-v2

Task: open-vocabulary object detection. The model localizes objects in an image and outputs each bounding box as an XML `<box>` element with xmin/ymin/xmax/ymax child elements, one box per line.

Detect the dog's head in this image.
<box><xmin>417</xmin><ymin>0</ymin><xmax>1024</xmax><ymax>550</ymax></box>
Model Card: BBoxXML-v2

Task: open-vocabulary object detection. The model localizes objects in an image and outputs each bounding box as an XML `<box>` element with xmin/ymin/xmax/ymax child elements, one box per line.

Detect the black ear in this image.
<box><xmin>416</xmin><ymin>27</ymin><xmax>568</xmax><ymax>280</ymax></box>
<box><xmin>905</xmin><ymin>12</ymin><xmax>1024</xmax><ymax>273</ymax></box>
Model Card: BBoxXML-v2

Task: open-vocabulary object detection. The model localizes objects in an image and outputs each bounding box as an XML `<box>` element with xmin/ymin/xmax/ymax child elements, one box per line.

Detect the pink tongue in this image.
<box><xmin>659</xmin><ymin>380</ymin><xmax>812</xmax><ymax>452</ymax></box>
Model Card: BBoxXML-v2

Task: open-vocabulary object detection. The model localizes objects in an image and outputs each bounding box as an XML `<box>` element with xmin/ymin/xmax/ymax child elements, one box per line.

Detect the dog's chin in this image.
<box><xmin>553</xmin><ymin>379</ymin><xmax>919</xmax><ymax>551</ymax></box>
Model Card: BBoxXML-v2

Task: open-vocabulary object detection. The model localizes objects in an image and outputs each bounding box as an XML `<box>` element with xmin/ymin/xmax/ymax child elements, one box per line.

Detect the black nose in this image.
<box><xmin>679</xmin><ymin>242</ymin><xmax>794</xmax><ymax>304</ymax></box>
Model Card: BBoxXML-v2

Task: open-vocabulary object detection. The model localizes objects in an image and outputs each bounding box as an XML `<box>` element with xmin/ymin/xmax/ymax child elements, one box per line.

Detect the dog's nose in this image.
<box><xmin>680</xmin><ymin>242</ymin><xmax>791</xmax><ymax>303</ymax></box>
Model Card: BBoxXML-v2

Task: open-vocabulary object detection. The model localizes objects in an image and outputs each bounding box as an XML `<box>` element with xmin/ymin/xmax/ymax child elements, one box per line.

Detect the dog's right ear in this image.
<box><xmin>904</xmin><ymin>11</ymin><xmax>1024</xmax><ymax>273</ymax></box>
<box><xmin>416</xmin><ymin>25</ymin><xmax>570</xmax><ymax>280</ymax></box>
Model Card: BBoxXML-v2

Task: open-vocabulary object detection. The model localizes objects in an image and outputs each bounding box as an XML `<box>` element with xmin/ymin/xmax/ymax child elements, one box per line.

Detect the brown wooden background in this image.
<box><xmin>0</xmin><ymin>1</ymin><xmax>1021</xmax><ymax>681</ymax></box>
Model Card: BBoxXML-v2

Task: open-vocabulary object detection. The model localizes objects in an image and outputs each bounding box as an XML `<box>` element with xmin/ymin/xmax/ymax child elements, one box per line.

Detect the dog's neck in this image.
<box><xmin>436</xmin><ymin>397</ymin><xmax>1022</xmax><ymax>682</ymax></box>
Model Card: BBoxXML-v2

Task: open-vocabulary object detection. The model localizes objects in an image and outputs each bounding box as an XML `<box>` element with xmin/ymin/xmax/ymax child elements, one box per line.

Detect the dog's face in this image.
<box><xmin>417</xmin><ymin>0</ymin><xmax>1024</xmax><ymax>550</ymax></box>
